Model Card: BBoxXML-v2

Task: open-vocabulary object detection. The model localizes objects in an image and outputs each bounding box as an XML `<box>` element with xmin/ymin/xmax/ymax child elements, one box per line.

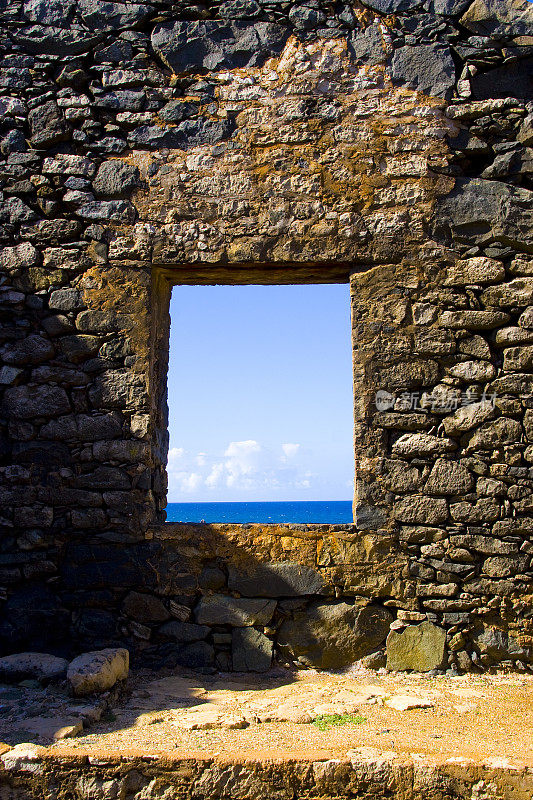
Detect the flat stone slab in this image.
<box><xmin>0</xmin><ymin>653</ymin><xmax>68</xmax><ymax>683</ymax></box>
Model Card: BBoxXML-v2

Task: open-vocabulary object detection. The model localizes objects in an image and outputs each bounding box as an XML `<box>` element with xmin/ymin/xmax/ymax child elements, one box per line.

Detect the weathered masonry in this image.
<box><xmin>0</xmin><ymin>0</ymin><xmax>532</xmax><ymax>674</ymax></box>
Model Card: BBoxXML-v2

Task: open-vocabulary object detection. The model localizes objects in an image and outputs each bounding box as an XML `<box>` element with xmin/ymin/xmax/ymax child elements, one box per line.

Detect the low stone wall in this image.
<box><xmin>66</xmin><ymin>522</ymin><xmax>531</xmax><ymax>674</ymax></box>
<box><xmin>1</xmin><ymin>747</ymin><xmax>533</xmax><ymax>800</ymax></box>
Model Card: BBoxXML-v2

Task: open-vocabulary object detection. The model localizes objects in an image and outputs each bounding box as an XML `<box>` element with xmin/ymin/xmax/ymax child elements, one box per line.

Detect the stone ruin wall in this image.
<box><xmin>0</xmin><ymin>0</ymin><xmax>532</xmax><ymax>674</ymax></box>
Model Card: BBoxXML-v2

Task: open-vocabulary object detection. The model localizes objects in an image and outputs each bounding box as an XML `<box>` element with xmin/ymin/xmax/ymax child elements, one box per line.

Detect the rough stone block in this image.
<box><xmin>232</xmin><ymin>628</ymin><xmax>273</xmax><ymax>672</ymax></box>
<box><xmin>195</xmin><ymin>595</ymin><xmax>276</xmax><ymax>627</ymax></box>
<box><xmin>386</xmin><ymin>621</ymin><xmax>446</xmax><ymax>672</ymax></box>
<box><xmin>227</xmin><ymin>562</ymin><xmax>326</xmax><ymax>598</ymax></box>
<box><xmin>278</xmin><ymin>602</ymin><xmax>392</xmax><ymax>669</ymax></box>
<box><xmin>425</xmin><ymin>459</ymin><xmax>474</xmax><ymax>495</ymax></box>
<box><xmin>67</xmin><ymin>648</ymin><xmax>129</xmax><ymax>696</ymax></box>
<box><xmin>0</xmin><ymin>652</ymin><xmax>68</xmax><ymax>683</ymax></box>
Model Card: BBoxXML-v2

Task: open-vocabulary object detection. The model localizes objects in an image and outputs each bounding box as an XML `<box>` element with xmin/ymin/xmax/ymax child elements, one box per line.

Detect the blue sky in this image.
<box><xmin>167</xmin><ymin>283</ymin><xmax>354</xmax><ymax>502</ymax></box>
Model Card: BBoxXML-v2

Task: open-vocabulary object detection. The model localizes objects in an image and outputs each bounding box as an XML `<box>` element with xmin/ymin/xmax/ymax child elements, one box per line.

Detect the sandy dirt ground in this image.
<box><xmin>29</xmin><ymin>667</ymin><xmax>533</xmax><ymax>764</ymax></box>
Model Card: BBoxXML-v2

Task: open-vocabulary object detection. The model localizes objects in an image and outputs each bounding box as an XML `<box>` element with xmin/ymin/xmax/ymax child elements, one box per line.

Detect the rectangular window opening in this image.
<box><xmin>165</xmin><ymin>283</ymin><xmax>354</xmax><ymax>524</ymax></box>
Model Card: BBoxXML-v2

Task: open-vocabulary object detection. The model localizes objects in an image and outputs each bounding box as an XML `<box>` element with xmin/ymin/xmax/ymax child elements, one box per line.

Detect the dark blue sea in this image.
<box><xmin>166</xmin><ymin>501</ymin><xmax>353</xmax><ymax>524</ymax></box>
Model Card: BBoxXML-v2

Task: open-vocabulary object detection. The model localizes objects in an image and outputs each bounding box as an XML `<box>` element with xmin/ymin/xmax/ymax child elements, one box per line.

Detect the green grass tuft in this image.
<box><xmin>312</xmin><ymin>713</ymin><xmax>366</xmax><ymax>731</ymax></box>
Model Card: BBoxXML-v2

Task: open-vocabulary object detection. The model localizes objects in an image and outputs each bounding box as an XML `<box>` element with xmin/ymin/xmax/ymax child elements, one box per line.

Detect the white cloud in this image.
<box><xmin>168</xmin><ymin>446</ymin><xmax>184</xmax><ymax>463</ymax></box>
<box><xmin>166</xmin><ymin>439</ymin><xmax>321</xmax><ymax>499</ymax></box>
<box><xmin>172</xmin><ymin>471</ymin><xmax>203</xmax><ymax>493</ymax></box>
<box><xmin>282</xmin><ymin>443</ymin><xmax>300</xmax><ymax>460</ymax></box>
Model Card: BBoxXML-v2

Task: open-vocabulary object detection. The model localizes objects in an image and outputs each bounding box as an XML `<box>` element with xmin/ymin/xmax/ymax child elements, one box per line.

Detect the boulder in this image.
<box><xmin>67</xmin><ymin>648</ymin><xmax>129</xmax><ymax>696</ymax></box>
<box><xmin>227</xmin><ymin>562</ymin><xmax>325</xmax><ymax>597</ymax></box>
<box><xmin>2</xmin><ymin>385</ymin><xmax>71</xmax><ymax>419</ymax></box>
<box><xmin>0</xmin><ymin>242</ymin><xmax>40</xmax><ymax>271</ymax></box>
<box><xmin>361</xmin><ymin>0</ymin><xmax>424</xmax><ymax>11</ymax></box>
<box><xmin>386</xmin><ymin>622</ymin><xmax>446</xmax><ymax>672</ymax></box>
<box><xmin>158</xmin><ymin>100</ymin><xmax>199</xmax><ymax>123</ymax></box>
<box><xmin>447</xmin><ymin>360</ymin><xmax>496</xmax><ymax>382</ymax></box>
<box><xmin>0</xmin><ymin>652</ymin><xmax>68</xmax><ymax>683</ymax></box>
<box><xmin>431</xmin><ymin>0</ymin><xmax>473</xmax><ymax>14</ymax></box>
<box><xmin>195</xmin><ymin>595</ymin><xmax>276</xmax><ymax>627</ymax></box>
<box><xmin>232</xmin><ymin>628</ymin><xmax>273</xmax><ymax>672</ymax></box>
<box><xmin>348</xmin><ymin>22</ymin><xmax>390</xmax><ymax>66</ymax></box>
<box><xmin>481</xmin><ymin>278</ymin><xmax>533</xmax><ymax>309</ymax></box>
<box><xmin>277</xmin><ymin>602</ymin><xmax>392</xmax><ymax>669</ymax></box>
<box><xmin>175</xmin><ymin>642</ymin><xmax>214</xmax><ymax>670</ymax></box>
<box><xmin>385</xmin><ymin>695</ymin><xmax>433</xmax><ymax>710</ymax></box>
<box><xmin>151</xmin><ymin>20</ymin><xmax>290</xmax><ymax>74</ymax></box>
<box><xmin>23</xmin><ymin>0</ymin><xmax>75</xmax><ymax>25</ymax></box>
<box><xmin>76</xmin><ymin>200</ymin><xmax>136</xmax><ymax>223</ymax></box>
<box><xmin>128</xmin><ymin>118</ymin><xmax>235</xmax><ymax>150</ymax></box>
<box><xmin>390</xmin><ymin>43</ymin><xmax>455</xmax><ymax>98</ymax></box>
<box><xmin>439</xmin><ymin>310</ymin><xmax>511</xmax><ymax>329</ymax></box>
<box><xmin>465</xmin><ymin>417</ymin><xmax>522</xmax><ymax>452</ymax></box>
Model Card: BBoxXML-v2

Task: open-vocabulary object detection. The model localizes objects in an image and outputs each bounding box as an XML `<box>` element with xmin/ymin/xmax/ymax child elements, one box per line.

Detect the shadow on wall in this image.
<box><xmin>0</xmin><ymin>522</ymin><xmax>398</xmax><ymax>675</ymax></box>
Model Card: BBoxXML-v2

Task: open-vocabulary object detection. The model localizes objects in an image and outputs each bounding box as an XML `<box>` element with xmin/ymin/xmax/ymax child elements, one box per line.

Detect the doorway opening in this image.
<box><xmin>165</xmin><ymin>283</ymin><xmax>354</xmax><ymax>524</ymax></box>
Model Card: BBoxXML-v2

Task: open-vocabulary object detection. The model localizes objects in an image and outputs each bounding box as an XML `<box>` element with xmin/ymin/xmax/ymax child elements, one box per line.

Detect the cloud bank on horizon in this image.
<box><xmin>167</xmin><ymin>439</ymin><xmax>317</xmax><ymax>498</ymax></box>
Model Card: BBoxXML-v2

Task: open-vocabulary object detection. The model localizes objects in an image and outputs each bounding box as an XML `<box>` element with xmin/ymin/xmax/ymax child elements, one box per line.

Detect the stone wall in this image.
<box><xmin>0</xmin><ymin>0</ymin><xmax>532</xmax><ymax>671</ymax></box>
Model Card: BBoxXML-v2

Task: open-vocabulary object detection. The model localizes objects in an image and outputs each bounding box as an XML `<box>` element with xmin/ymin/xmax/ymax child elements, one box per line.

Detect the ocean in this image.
<box><xmin>165</xmin><ymin>501</ymin><xmax>353</xmax><ymax>524</ymax></box>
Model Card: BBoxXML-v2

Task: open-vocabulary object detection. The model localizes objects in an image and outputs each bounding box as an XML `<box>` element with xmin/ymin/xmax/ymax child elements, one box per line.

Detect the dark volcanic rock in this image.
<box><xmin>289</xmin><ymin>5</ymin><xmax>326</xmax><ymax>29</ymax></box>
<box><xmin>28</xmin><ymin>101</ymin><xmax>69</xmax><ymax>147</ymax></box>
<box><xmin>77</xmin><ymin>0</ymin><xmax>153</xmax><ymax>31</ymax></box>
<box><xmin>151</xmin><ymin>20</ymin><xmax>290</xmax><ymax>74</ymax></box>
<box><xmin>23</xmin><ymin>0</ymin><xmax>75</xmax><ymax>26</ymax></box>
<box><xmin>471</xmin><ymin>59</ymin><xmax>533</xmax><ymax>101</ymax></box>
<box><xmin>390</xmin><ymin>43</ymin><xmax>455</xmax><ymax>98</ymax></box>
<box><xmin>232</xmin><ymin>628</ymin><xmax>273</xmax><ymax>672</ymax></box>
<box><xmin>158</xmin><ymin>100</ymin><xmax>199</xmax><ymax>123</ymax></box>
<box><xmin>128</xmin><ymin>117</ymin><xmax>235</xmax><ymax>150</ymax></box>
<box><xmin>175</xmin><ymin>641</ymin><xmax>214</xmax><ymax>669</ymax></box>
<box><xmin>430</xmin><ymin>0</ymin><xmax>472</xmax><ymax>14</ymax></box>
<box><xmin>195</xmin><ymin>595</ymin><xmax>276</xmax><ymax>626</ymax></box>
<box><xmin>0</xmin><ymin>652</ymin><xmax>69</xmax><ymax>683</ymax></box>
<box><xmin>459</xmin><ymin>0</ymin><xmax>533</xmax><ymax>39</ymax></box>
<box><xmin>360</xmin><ymin>0</ymin><xmax>424</xmax><ymax>11</ymax></box>
<box><xmin>123</xmin><ymin>591</ymin><xmax>170</xmax><ymax>623</ymax></box>
<box><xmin>2</xmin><ymin>385</ymin><xmax>70</xmax><ymax>418</ymax></box>
<box><xmin>159</xmin><ymin>621</ymin><xmax>209</xmax><ymax>641</ymax></box>
<box><xmin>77</xmin><ymin>200</ymin><xmax>136</xmax><ymax>222</ymax></box>
<box><xmin>228</xmin><ymin>562</ymin><xmax>326</xmax><ymax>597</ymax></box>
<box><xmin>12</xmin><ymin>25</ymin><xmax>104</xmax><ymax>56</ymax></box>
<box><xmin>278</xmin><ymin>602</ymin><xmax>393</xmax><ymax>669</ymax></box>
<box><xmin>436</xmin><ymin>178</ymin><xmax>533</xmax><ymax>249</ymax></box>
<box><xmin>92</xmin><ymin>161</ymin><xmax>140</xmax><ymax>198</ymax></box>
<box><xmin>1</xmin><ymin>334</ymin><xmax>54</xmax><ymax>365</ymax></box>
<box><xmin>349</xmin><ymin>22</ymin><xmax>390</xmax><ymax>66</ymax></box>
<box><xmin>218</xmin><ymin>0</ymin><xmax>262</xmax><ymax>18</ymax></box>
